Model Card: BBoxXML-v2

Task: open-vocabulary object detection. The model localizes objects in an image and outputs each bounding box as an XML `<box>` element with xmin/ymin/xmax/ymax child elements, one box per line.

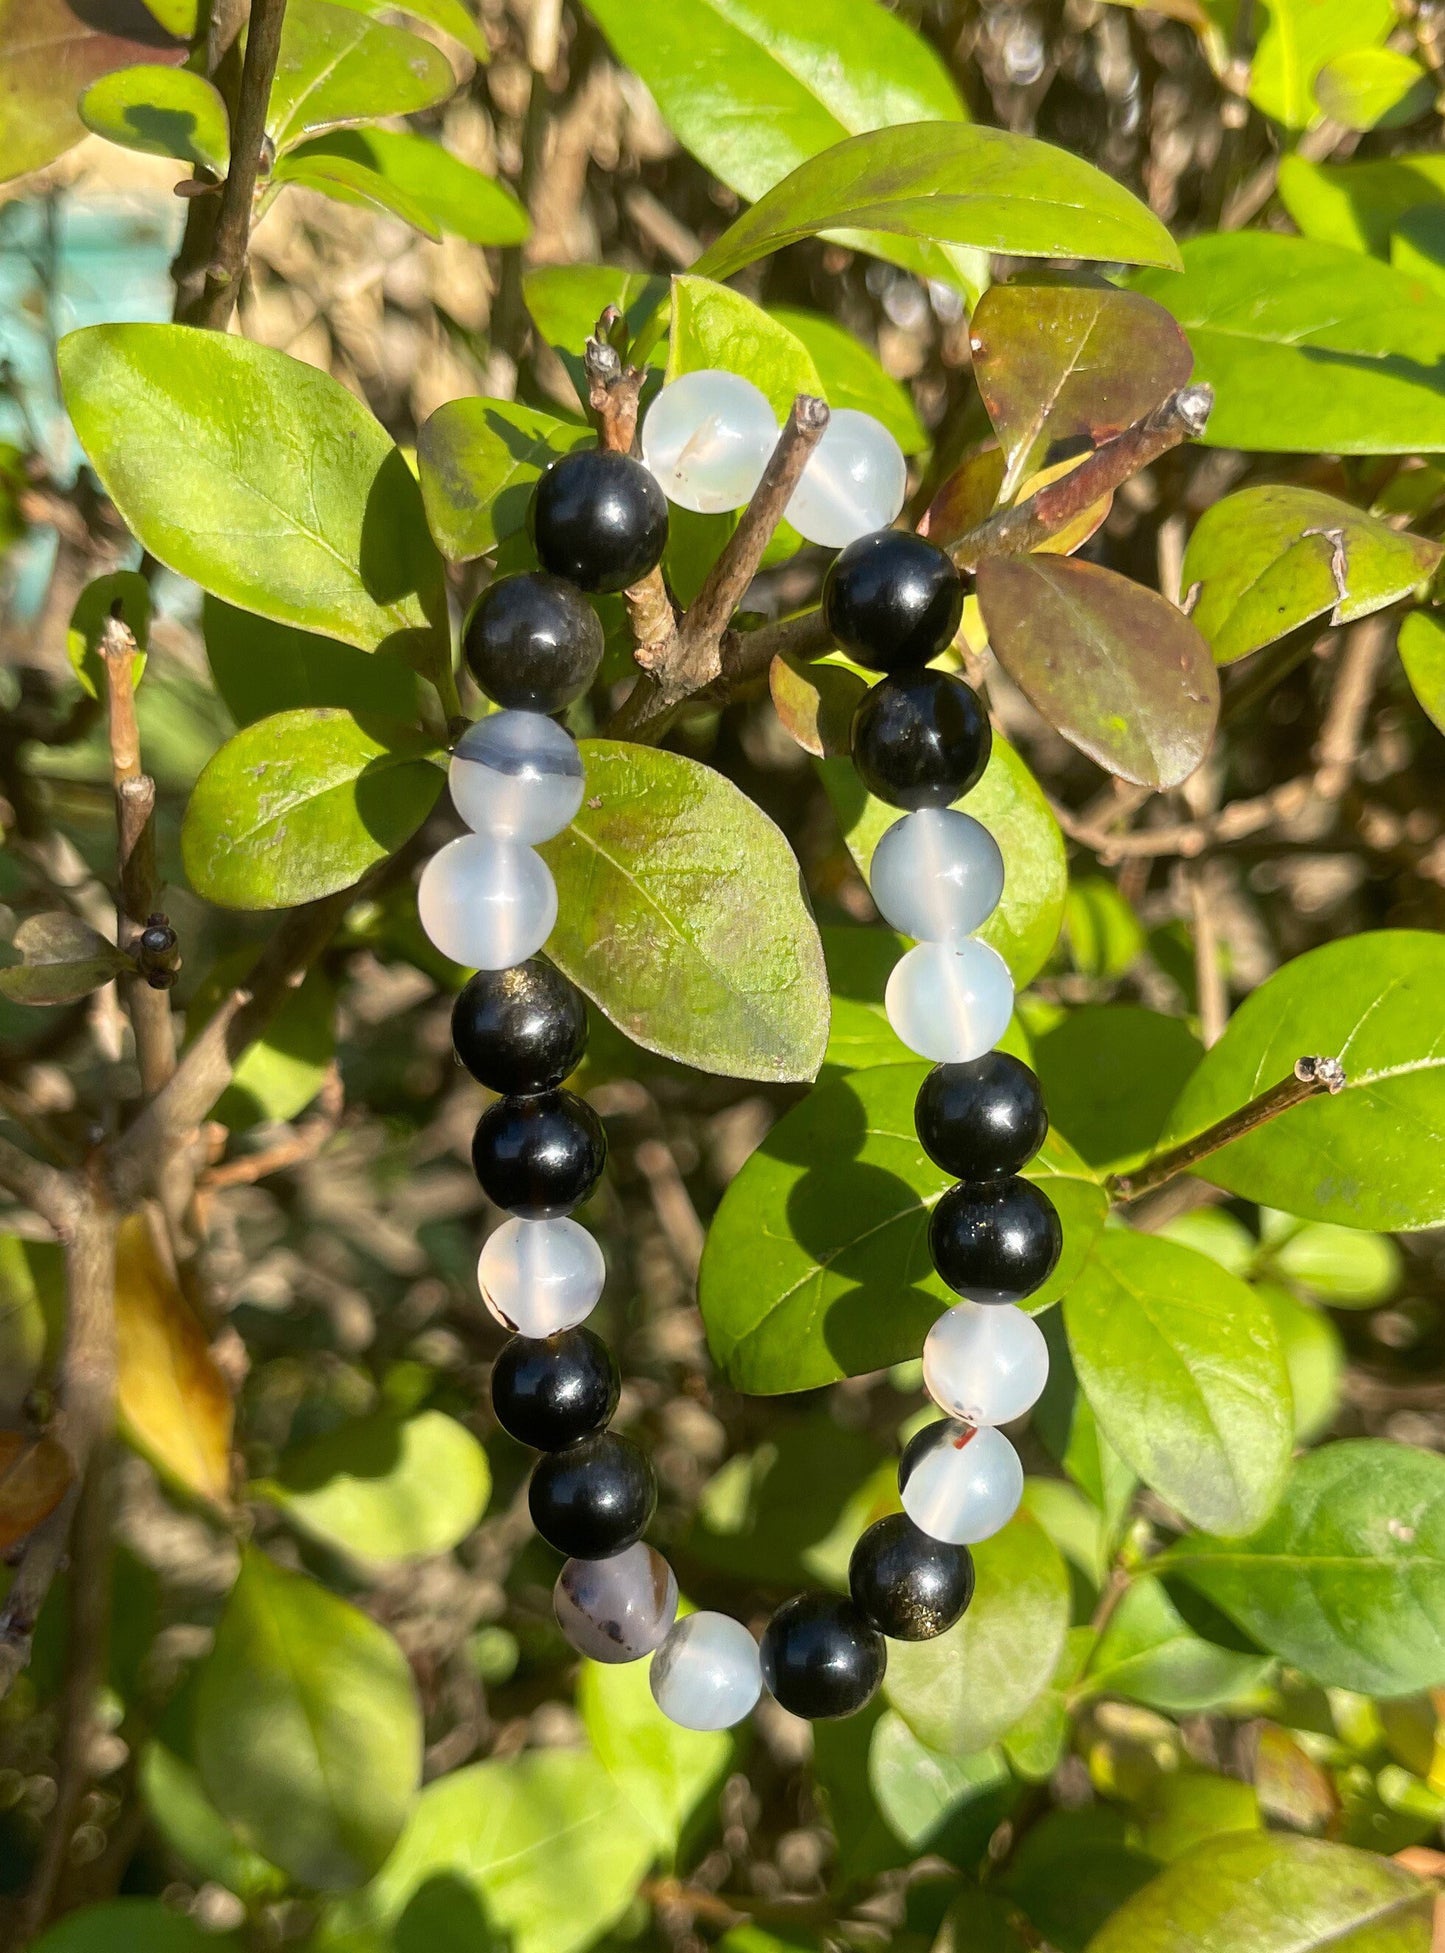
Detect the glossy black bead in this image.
<box><xmin>491</xmin><ymin>1327</ymin><xmax>619</xmax><ymax>1451</ymax></box>
<box><xmin>462</xmin><ymin>571</ymin><xmax>604</xmax><ymax>712</ymax></box>
<box><xmin>915</xmin><ymin>1054</ymin><xmax>1048</xmax><ymax>1182</ymax></box>
<box><xmin>528</xmin><ymin>1431</ymin><xmax>655</xmax><ymax>1558</ymax></box>
<box><xmin>848</xmin><ymin>1513</ymin><xmax>975</xmax><ymax>1642</ymax></box>
<box><xmin>452</xmin><ymin>960</ymin><xmax>588</xmax><ymax>1096</ymax></box>
<box><xmin>928</xmin><ymin>1176</ymin><xmax>1062</xmax><ymax>1305</ymax></box>
<box><xmin>759</xmin><ymin>1591</ymin><xmax>886</xmax><ymax>1721</ymax></box>
<box><xmin>823</xmin><ymin>530</ymin><xmax>965</xmax><ymax>674</ymax></box>
<box><xmin>471</xmin><ymin>1089</ymin><xmax>606</xmax><ymax>1219</ymax></box>
<box><xmin>531</xmin><ymin>450</ymin><xmax>668</xmax><ymax>594</ymax></box>
<box><xmin>851</xmin><ymin>670</ymin><xmax>991</xmax><ymax>810</ymax></box>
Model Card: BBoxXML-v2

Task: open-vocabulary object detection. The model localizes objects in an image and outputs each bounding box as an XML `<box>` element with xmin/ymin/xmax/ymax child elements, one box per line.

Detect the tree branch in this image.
<box><xmin>1108</xmin><ymin>1057</ymin><xmax>1346</xmax><ymax>1203</ymax></box>
<box><xmin>0</xmin><ymin>1137</ymin><xmax>79</xmax><ymax>1235</ymax></box>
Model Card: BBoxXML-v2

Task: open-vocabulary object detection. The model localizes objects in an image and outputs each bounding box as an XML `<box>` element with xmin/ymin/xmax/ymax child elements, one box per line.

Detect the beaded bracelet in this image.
<box><xmin>414</xmin><ymin>367</ymin><xmax>1059</xmax><ymax>1731</ymax></box>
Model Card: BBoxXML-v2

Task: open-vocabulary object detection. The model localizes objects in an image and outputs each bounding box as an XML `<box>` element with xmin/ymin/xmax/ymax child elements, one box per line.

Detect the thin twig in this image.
<box><xmin>199</xmin><ymin>1062</ymin><xmax>343</xmax><ymax>1190</ymax></box>
<box><xmin>1108</xmin><ymin>1057</ymin><xmax>1346</xmax><ymax>1203</ymax></box>
<box><xmin>0</xmin><ymin>1137</ymin><xmax>79</xmax><ymax>1234</ymax></box>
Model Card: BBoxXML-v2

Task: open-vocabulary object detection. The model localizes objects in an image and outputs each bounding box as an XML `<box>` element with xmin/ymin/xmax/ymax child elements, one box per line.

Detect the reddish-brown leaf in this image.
<box><xmin>0</xmin><ymin>1430</ymin><xmax>72</xmax><ymax>1549</ymax></box>
<box><xmin>0</xmin><ymin>0</ymin><xmax>185</xmax><ymax>186</ymax></box>
<box><xmin>977</xmin><ymin>554</ymin><xmax>1218</xmax><ymax>789</ymax></box>
<box><xmin>769</xmin><ymin>653</ymin><xmax>867</xmax><ymax>759</ymax></box>
<box><xmin>922</xmin><ymin>443</ymin><xmax>1111</xmax><ymax>558</ymax></box>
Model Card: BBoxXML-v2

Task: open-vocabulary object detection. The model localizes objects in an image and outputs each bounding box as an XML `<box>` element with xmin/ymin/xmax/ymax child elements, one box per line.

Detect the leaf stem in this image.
<box><xmin>1107</xmin><ymin>1056</ymin><xmax>1347</xmax><ymax>1204</ymax></box>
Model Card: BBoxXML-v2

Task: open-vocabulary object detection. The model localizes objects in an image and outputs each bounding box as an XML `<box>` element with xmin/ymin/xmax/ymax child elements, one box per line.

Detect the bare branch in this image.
<box><xmin>1108</xmin><ymin>1057</ymin><xmax>1346</xmax><ymax>1203</ymax></box>
<box><xmin>0</xmin><ymin>1136</ymin><xmax>79</xmax><ymax>1235</ymax></box>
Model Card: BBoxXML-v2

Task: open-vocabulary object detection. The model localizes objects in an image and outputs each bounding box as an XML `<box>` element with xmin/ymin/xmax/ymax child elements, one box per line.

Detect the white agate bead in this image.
<box><xmin>650</xmin><ymin>1610</ymin><xmax>762</xmax><ymax>1731</ymax></box>
<box><xmin>885</xmin><ymin>939</ymin><xmax>1014</xmax><ymax>1063</ymax></box>
<box><xmin>923</xmin><ymin>1302</ymin><xmax>1050</xmax><ymax>1428</ymax></box>
<box><xmin>641</xmin><ymin>370</ymin><xmax>778</xmax><ymax>514</ymax></box>
<box><xmin>477</xmin><ymin>1216</ymin><xmax>605</xmax><ymax>1336</ymax></box>
<box><xmin>869</xmin><ymin>808</ymin><xmax>1005</xmax><ymax>943</ymax></box>
<box><xmin>417</xmin><ymin>835</ymin><xmax>557</xmax><ymax>970</ymax></box>
<box><xmin>555</xmin><ymin>1543</ymin><xmax>679</xmax><ymax>1664</ymax></box>
<box><xmin>786</xmin><ymin>408</ymin><xmax>907</xmax><ymax>548</ymax></box>
<box><xmin>449</xmin><ymin>711</ymin><xmax>584</xmax><ymax>843</ymax></box>
<box><xmin>899</xmin><ymin>1419</ymin><xmax>1024</xmax><ymax>1545</ymax></box>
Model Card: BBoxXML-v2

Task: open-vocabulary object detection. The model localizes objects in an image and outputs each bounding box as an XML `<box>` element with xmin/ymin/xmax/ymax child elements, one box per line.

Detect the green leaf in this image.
<box><xmin>977</xmin><ymin>555</ymin><xmax>1218</xmax><ymax>790</ymax></box>
<box><xmin>868</xmin><ymin>1709</ymin><xmax>1013</xmax><ymax>1855</ymax></box>
<box><xmin>578</xmin><ymin>1641</ymin><xmax>732</xmax><ymax>1851</ymax></box>
<box><xmin>971</xmin><ymin>283</ymin><xmax>1191</xmax><ymax>501</ymax></box>
<box><xmin>257</xmin><ymin>1410</ymin><xmax>490</xmax><ymax>1564</ymax></box>
<box><xmin>1314</xmin><ymin>48</ymin><xmax>1436</xmax><ymax>131</ymax></box>
<box><xmin>138</xmin><ymin>1739</ymin><xmax>286</xmax><ymax>1900</ymax></box>
<box><xmin>276</xmin><ymin>130</ymin><xmax>527</xmax><ymax>243</ymax></box>
<box><xmin>1182</xmin><ymin>486</ymin><xmax>1440</xmax><ymax>664</ymax></box>
<box><xmin>885</xmin><ymin>1510</ymin><xmax>1070</xmax><ymax>1755</ymax></box>
<box><xmin>1136</xmin><ymin>1770</ymin><xmax>1261</xmax><ymax>1865</ymax></box>
<box><xmin>67</xmin><ymin>570</ymin><xmax>150</xmax><ymax>699</ymax></box>
<box><xmin>1083</xmin><ymin>1830</ymin><xmax>1432</xmax><ymax>1953</ymax></box>
<box><xmin>1133</xmin><ymin>234</ymin><xmax>1445</xmax><ymax>455</ymax></box>
<box><xmin>1169</xmin><ymin>1439</ymin><xmax>1445</xmax><ymax>1695</ymax></box>
<box><xmin>1033</xmin><ymin>1006</ymin><xmax>1202</xmax><ymax>1175</ymax></box>
<box><xmin>417</xmin><ymin>399</ymin><xmax>592</xmax><ymax>561</ymax></box>
<box><xmin>523</xmin><ymin>264</ymin><xmax>671</xmax><ymax>406</ymax></box>
<box><xmin>1061</xmin><ymin>876</ymin><xmax>1146</xmax><ymax>981</ymax></box>
<box><xmin>1278</xmin><ymin>151</ymin><xmax>1445</xmax><ymax>256</ymax></box>
<box><xmin>31</xmin><ymin>1899</ymin><xmax>236</xmax><ymax>1953</ymax></box>
<box><xmin>0</xmin><ymin>1235</ymin><xmax>61</xmax><ymax>1422</ymax></box>
<box><xmin>771</xmin><ymin>306</ymin><xmax>926</xmax><ymax>452</ymax></box>
<box><xmin>820</xmin><ymin>923</ymin><xmax>916</xmax><ymax>1073</ymax></box>
<box><xmin>58</xmin><ymin>325</ymin><xmax>446</xmax><ymax>663</ymax></box>
<box><xmin>538</xmin><ymin>740</ymin><xmax>827</xmax><ymax>1083</ymax></box>
<box><xmin>0</xmin><ymin>912</ymin><xmax>130</xmax><ymax>1005</ymax></box>
<box><xmin>1158</xmin><ymin>930</ymin><xmax>1445</xmax><ymax>1230</ymax></box>
<box><xmin>1256</xmin><ymin>1281</ymin><xmax>1343</xmax><ymax>1443</ymax></box>
<box><xmin>1247</xmin><ymin>0</ymin><xmax>1395</xmax><ymax>130</ymax></box>
<box><xmin>266</xmin><ymin>0</ymin><xmax>456</xmax><ymax>152</ymax></box>
<box><xmin>1398</xmin><ymin>610</ymin><xmax>1445</xmax><ymax>736</ymax></box>
<box><xmin>315</xmin><ymin>1750</ymin><xmax>656</xmax><ymax>1953</ymax></box>
<box><xmin>1002</xmin><ymin>1808</ymin><xmax>1157</xmax><ymax>1953</ymax></box>
<box><xmin>689</xmin><ymin>1417</ymin><xmax>890</xmax><ymax>1588</ymax></box>
<box><xmin>1081</xmin><ymin>1575</ymin><xmax>1272</xmax><ymax>1712</ymax></box>
<box><xmin>195</xmin><ymin>1548</ymin><xmax>422</xmax><ymax>1890</ymax></box>
<box><xmin>1064</xmin><ymin>1231</ymin><xmax>1293</xmax><ymax>1537</ymax></box>
<box><xmin>203</xmin><ymin>595</ymin><xmax>421</xmax><ymax>728</ymax></box>
<box><xmin>819</xmin><ymin>733</ymin><xmax>1068</xmax><ymax>986</ymax></box>
<box><xmin>336</xmin><ymin>0</ymin><xmax>486</xmax><ymax>59</ymax></box>
<box><xmin>1261</xmin><ymin>1210</ymin><xmax>1401</xmax><ymax>1306</ymax></box>
<box><xmin>699</xmin><ymin>1062</ymin><xmax>1107</xmax><ymax>1393</ymax></box>
<box><xmin>0</xmin><ymin>0</ymin><xmax>184</xmax><ymax>186</ymax></box>
<box><xmin>687</xmin><ymin>123</ymin><xmax>1182</xmax><ymax>289</ymax></box>
<box><xmin>181</xmin><ymin>709</ymin><xmax>443</xmax><ymax>911</ymax></box>
<box><xmin>583</xmin><ymin>0</ymin><xmax>982</xmax><ymax>293</ymax></box>
<box><xmin>188</xmin><ymin>955</ymin><xmax>333</xmax><ymax>1130</ymax></box>
<box><xmin>667</xmin><ymin>274</ymin><xmax>821</xmax><ymax>418</ymax></box>
<box><xmin>79</xmin><ymin>62</ymin><xmax>229</xmax><ymax>169</ymax></box>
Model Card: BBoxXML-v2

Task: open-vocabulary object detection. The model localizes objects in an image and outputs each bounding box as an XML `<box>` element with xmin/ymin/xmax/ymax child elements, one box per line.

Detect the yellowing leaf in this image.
<box><xmin>115</xmin><ymin>1216</ymin><xmax>232</xmax><ymax>1504</ymax></box>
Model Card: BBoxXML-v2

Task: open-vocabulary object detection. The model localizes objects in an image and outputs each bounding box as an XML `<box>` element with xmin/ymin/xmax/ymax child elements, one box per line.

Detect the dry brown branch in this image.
<box><xmin>1108</xmin><ymin>1057</ymin><xmax>1346</xmax><ymax>1202</ymax></box>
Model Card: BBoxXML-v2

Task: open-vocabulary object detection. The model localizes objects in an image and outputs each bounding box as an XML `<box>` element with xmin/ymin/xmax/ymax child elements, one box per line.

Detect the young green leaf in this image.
<box><xmin>58</xmin><ymin>325</ymin><xmax>447</xmax><ymax>662</ymax></box>
<box><xmin>771</xmin><ymin>307</ymin><xmax>927</xmax><ymax>452</ymax></box>
<box><xmin>976</xmin><ymin>554</ymin><xmax>1219</xmax><ymax>790</ymax></box>
<box><xmin>1084</xmin><ymin>1828</ymin><xmax>1432</xmax><ymax>1953</ymax></box>
<box><xmin>332</xmin><ymin>0</ymin><xmax>486</xmax><ymax>60</ymax></box>
<box><xmin>1398</xmin><ymin>610</ymin><xmax>1445</xmax><ymax>736</ymax></box>
<box><xmin>698</xmin><ymin>1062</ymin><xmax>1107</xmax><ymax>1394</ymax></box>
<box><xmin>275</xmin><ymin>130</ymin><xmax>528</xmax><ymax>243</ymax></box>
<box><xmin>1278</xmin><ymin>150</ymin><xmax>1445</xmax><ymax>255</ymax></box>
<box><xmin>190</xmin><ymin>957</ymin><xmax>334</xmax><ymax>1130</ymax></box>
<box><xmin>1080</xmin><ymin>1575</ymin><xmax>1273</xmax><ymax>1713</ymax></box>
<box><xmin>1064</xmin><ymin>1231</ymin><xmax>1293</xmax><ymax>1537</ymax></box>
<box><xmin>417</xmin><ymin>398</ymin><xmax>592</xmax><ymax>560</ymax></box>
<box><xmin>0</xmin><ymin>0</ymin><xmax>185</xmax><ymax>187</ymax></box>
<box><xmin>195</xmin><ymin>1548</ymin><xmax>422</xmax><ymax>1890</ymax></box>
<box><xmin>79</xmin><ymin>63</ymin><xmax>229</xmax><ymax>170</ymax></box>
<box><xmin>1247</xmin><ymin>0</ymin><xmax>1395</xmax><ymax>130</ymax></box>
<box><xmin>1133</xmin><ymin>234</ymin><xmax>1445</xmax><ymax>454</ymax></box>
<box><xmin>1255</xmin><ymin>1281</ymin><xmax>1344</xmax><ymax>1443</ymax></box>
<box><xmin>1313</xmin><ymin>48</ymin><xmax>1436</xmax><ymax>132</ymax></box>
<box><xmin>867</xmin><ymin>1709</ymin><xmax>1014</xmax><ymax>1855</ymax></box>
<box><xmin>182</xmin><ymin>709</ymin><xmax>443</xmax><ymax>911</ymax></box>
<box><xmin>0</xmin><ymin>912</ymin><xmax>130</xmax><ymax>1006</ymax></box>
<box><xmin>523</xmin><ymin>264</ymin><xmax>671</xmax><ymax>406</ymax></box>
<box><xmin>0</xmin><ymin>1235</ymin><xmax>60</xmax><ymax>1422</ymax></box>
<box><xmin>539</xmin><ymin>740</ymin><xmax>828</xmax><ymax>1083</ymax></box>
<box><xmin>667</xmin><ymin>275</ymin><xmax>821</xmax><ymax>418</ymax></box>
<box><xmin>1182</xmin><ymin>485</ymin><xmax>1440</xmax><ymax>664</ymax></box>
<box><xmin>265</xmin><ymin>0</ymin><xmax>455</xmax><ymax>152</ymax></box>
<box><xmin>578</xmin><ymin>1643</ymin><xmax>732</xmax><ymax>1851</ymax></box>
<box><xmin>1159</xmin><ymin>930</ymin><xmax>1445</xmax><ymax>1230</ymax></box>
<box><xmin>1166</xmin><ymin>1440</ymin><xmax>1445</xmax><ymax>1696</ymax></box>
<box><xmin>67</xmin><ymin>570</ymin><xmax>150</xmax><ymax>699</ymax></box>
<box><xmin>885</xmin><ymin>1510</ymin><xmax>1070</xmax><ymax>1756</ymax></box>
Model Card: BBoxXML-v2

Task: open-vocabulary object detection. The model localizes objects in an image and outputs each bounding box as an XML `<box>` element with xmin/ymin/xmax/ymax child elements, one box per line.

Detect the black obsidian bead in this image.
<box><xmin>528</xmin><ymin>1431</ymin><xmax>655</xmax><ymax>1558</ymax></box>
<box><xmin>491</xmin><ymin>1327</ymin><xmax>619</xmax><ymax>1451</ymax></box>
<box><xmin>471</xmin><ymin>1090</ymin><xmax>606</xmax><ymax>1219</ymax></box>
<box><xmin>848</xmin><ymin>1512</ymin><xmax>975</xmax><ymax>1641</ymax></box>
<box><xmin>452</xmin><ymin>961</ymin><xmax>588</xmax><ymax>1096</ymax></box>
<box><xmin>823</xmin><ymin>530</ymin><xmax>965</xmax><ymax>674</ymax></box>
<box><xmin>851</xmin><ymin>669</ymin><xmax>991</xmax><ymax>810</ymax></box>
<box><xmin>462</xmin><ymin>571</ymin><xmax>604</xmax><ymax>712</ymax></box>
<box><xmin>759</xmin><ymin>1591</ymin><xmax>886</xmax><ymax>1721</ymax></box>
<box><xmin>915</xmin><ymin>1053</ymin><xmax>1049</xmax><ymax>1183</ymax></box>
<box><xmin>928</xmin><ymin>1177</ymin><xmax>1063</xmax><ymax>1305</ymax></box>
<box><xmin>531</xmin><ymin>450</ymin><xmax>668</xmax><ymax>594</ymax></box>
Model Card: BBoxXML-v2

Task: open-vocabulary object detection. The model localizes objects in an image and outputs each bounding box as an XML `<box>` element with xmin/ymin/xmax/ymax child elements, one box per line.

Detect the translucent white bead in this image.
<box><xmin>923</xmin><ymin>1302</ymin><xmax>1050</xmax><ymax>1428</ymax></box>
<box><xmin>869</xmin><ymin>809</ymin><xmax>1005</xmax><ymax>944</ymax></box>
<box><xmin>417</xmin><ymin>835</ymin><xmax>557</xmax><ymax>970</ymax></box>
<box><xmin>449</xmin><ymin>711</ymin><xmax>584</xmax><ymax>843</ymax></box>
<box><xmin>649</xmin><ymin>1610</ymin><xmax>762</xmax><ymax>1731</ymax></box>
<box><xmin>641</xmin><ymin>370</ymin><xmax>778</xmax><ymax>514</ymax></box>
<box><xmin>555</xmin><ymin>1543</ymin><xmax>679</xmax><ymax>1664</ymax></box>
<box><xmin>900</xmin><ymin>1420</ymin><xmax>1023</xmax><ymax>1546</ymax></box>
<box><xmin>786</xmin><ymin>408</ymin><xmax>907</xmax><ymax>548</ymax></box>
<box><xmin>477</xmin><ymin>1216</ymin><xmax>605</xmax><ymax>1336</ymax></box>
<box><xmin>885</xmin><ymin>939</ymin><xmax>1014</xmax><ymax>1063</ymax></box>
